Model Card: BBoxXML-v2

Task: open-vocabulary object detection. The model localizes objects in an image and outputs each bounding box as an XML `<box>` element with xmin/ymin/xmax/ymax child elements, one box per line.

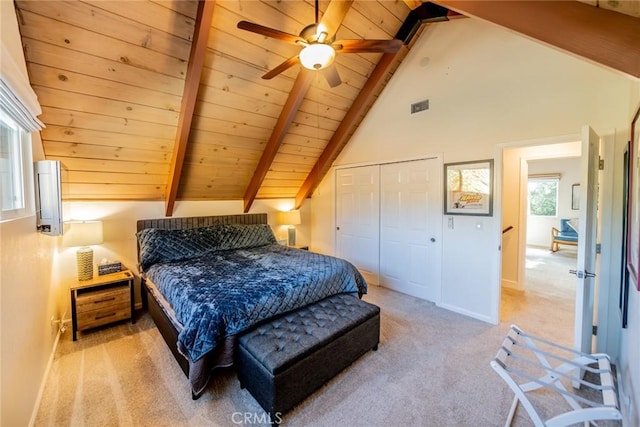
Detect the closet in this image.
<box><xmin>336</xmin><ymin>158</ymin><xmax>442</xmax><ymax>303</ymax></box>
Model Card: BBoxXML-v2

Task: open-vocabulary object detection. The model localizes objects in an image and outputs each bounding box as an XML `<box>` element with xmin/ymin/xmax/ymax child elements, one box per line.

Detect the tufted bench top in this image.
<box><xmin>238</xmin><ymin>293</ymin><xmax>380</xmax><ymax>375</ymax></box>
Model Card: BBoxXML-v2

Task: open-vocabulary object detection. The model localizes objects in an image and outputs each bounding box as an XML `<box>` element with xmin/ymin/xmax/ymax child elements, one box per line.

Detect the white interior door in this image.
<box><xmin>379</xmin><ymin>159</ymin><xmax>442</xmax><ymax>302</ymax></box>
<box><xmin>336</xmin><ymin>165</ymin><xmax>380</xmax><ymax>285</ymax></box>
<box><xmin>574</xmin><ymin>126</ymin><xmax>600</xmax><ymax>354</ymax></box>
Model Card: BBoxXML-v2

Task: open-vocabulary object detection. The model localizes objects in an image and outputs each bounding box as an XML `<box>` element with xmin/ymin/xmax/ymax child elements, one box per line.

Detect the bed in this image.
<box><xmin>136</xmin><ymin>213</ymin><xmax>368</xmax><ymax>398</ymax></box>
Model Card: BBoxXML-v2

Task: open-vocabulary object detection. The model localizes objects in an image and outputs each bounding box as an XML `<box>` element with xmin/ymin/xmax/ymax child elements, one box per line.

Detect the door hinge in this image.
<box><xmin>599</xmin><ymin>158</ymin><xmax>604</xmax><ymax>170</ymax></box>
<box><xmin>592</xmin><ymin>325</ymin><xmax>598</xmax><ymax>336</ymax></box>
<box><xmin>596</xmin><ymin>243</ymin><xmax>601</xmax><ymax>254</ymax></box>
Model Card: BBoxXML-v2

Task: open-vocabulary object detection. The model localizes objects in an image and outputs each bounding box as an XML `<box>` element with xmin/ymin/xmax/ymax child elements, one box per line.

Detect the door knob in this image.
<box><xmin>569</xmin><ymin>269</ymin><xmax>596</xmax><ymax>279</ymax></box>
<box><xmin>430</xmin><ymin>237</ymin><xmax>436</xmax><ymax>242</ymax></box>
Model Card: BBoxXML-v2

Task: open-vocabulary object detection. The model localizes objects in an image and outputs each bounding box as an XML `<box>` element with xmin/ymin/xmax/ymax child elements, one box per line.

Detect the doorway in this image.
<box><xmin>524</xmin><ymin>156</ymin><xmax>581</xmax><ymax>313</ymax></box>
<box><xmin>500</xmin><ymin>141</ymin><xmax>581</xmax><ymax>347</ymax></box>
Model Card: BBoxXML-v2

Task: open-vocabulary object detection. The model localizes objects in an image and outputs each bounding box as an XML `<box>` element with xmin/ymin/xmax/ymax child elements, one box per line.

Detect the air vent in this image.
<box><xmin>411</xmin><ymin>99</ymin><xmax>429</xmax><ymax>114</ymax></box>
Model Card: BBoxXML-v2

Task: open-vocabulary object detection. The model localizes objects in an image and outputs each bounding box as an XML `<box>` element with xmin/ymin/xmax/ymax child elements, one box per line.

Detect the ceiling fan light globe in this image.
<box><xmin>299</xmin><ymin>44</ymin><xmax>335</xmax><ymax>71</ymax></box>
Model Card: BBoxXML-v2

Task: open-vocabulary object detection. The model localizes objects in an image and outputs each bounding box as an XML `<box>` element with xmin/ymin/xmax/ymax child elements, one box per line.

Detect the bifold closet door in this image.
<box><xmin>379</xmin><ymin>159</ymin><xmax>442</xmax><ymax>302</ymax></box>
<box><xmin>336</xmin><ymin>165</ymin><xmax>380</xmax><ymax>285</ymax></box>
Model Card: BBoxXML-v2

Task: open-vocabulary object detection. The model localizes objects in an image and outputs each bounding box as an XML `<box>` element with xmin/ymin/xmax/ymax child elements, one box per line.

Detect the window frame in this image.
<box><xmin>0</xmin><ymin>108</ymin><xmax>34</xmax><ymax>222</ymax></box>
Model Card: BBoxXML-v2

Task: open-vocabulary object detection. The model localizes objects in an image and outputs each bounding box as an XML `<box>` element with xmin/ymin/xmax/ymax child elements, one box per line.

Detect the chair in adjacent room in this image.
<box><xmin>550</xmin><ymin>219</ymin><xmax>578</xmax><ymax>252</ymax></box>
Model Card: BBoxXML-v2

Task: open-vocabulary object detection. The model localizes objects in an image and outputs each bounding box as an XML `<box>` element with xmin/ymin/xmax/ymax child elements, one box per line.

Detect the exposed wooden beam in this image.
<box><xmin>242</xmin><ymin>70</ymin><xmax>314</xmax><ymax>213</ymax></box>
<box><xmin>294</xmin><ymin>50</ymin><xmax>403</xmax><ymax>209</ymax></box>
<box><xmin>164</xmin><ymin>0</ymin><xmax>216</xmax><ymax>216</ymax></box>
<box><xmin>242</xmin><ymin>0</ymin><xmax>354</xmax><ymax>212</ymax></box>
<box><xmin>432</xmin><ymin>0</ymin><xmax>640</xmax><ymax>79</ymax></box>
<box><xmin>396</xmin><ymin>2</ymin><xmax>465</xmax><ymax>45</ymax></box>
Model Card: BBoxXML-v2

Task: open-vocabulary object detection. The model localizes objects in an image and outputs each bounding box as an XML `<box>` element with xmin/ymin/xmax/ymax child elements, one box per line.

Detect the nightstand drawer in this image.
<box><xmin>70</xmin><ymin>269</ymin><xmax>135</xmax><ymax>341</ymax></box>
<box><xmin>76</xmin><ymin>301</ymin><xmax>131</xmax><ymax>331</ymax></box>
<box><xmin>76</xmin><ymin>286</ymin><xmax>130</xmax><ymax>313</ymax></box>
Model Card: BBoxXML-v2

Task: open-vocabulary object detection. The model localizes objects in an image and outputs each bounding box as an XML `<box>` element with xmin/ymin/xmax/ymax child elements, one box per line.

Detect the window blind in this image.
<box><xmin>528</xmin><ymin>173</ymin><xmax>561</xmax><ymax>180</ymax></box>
<box><xmin>0</xmin><ymin>78</ymin><xmax>43</xmax><ymax>132</ymax></box>
<box><xmin>1</xmin><ymin>37</ymin><xmax>44</xmax><ymax>132</ymax></box>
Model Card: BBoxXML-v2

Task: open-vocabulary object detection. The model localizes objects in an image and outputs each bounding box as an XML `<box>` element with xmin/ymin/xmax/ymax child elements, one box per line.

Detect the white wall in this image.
<box><xmin>311</xmin><ymin>17</ymin><xmax>633</xmax><ymax>323</ymax></box>
<box><xmin>527</xmin><ymin>157</ymin><xmax>581</xmax><ymax>248</ymax></box>
<box><xmin>0</xmin><ymin>217</ymin><xmax>59</xmax><ymax>427</ymax></box>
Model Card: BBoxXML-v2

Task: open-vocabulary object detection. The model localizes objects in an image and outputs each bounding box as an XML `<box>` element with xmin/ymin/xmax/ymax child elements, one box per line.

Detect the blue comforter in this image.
<box><xmin>139</xmin><ymin>225</ymin><xmax>367</xmax><ymax>362</ymax></box>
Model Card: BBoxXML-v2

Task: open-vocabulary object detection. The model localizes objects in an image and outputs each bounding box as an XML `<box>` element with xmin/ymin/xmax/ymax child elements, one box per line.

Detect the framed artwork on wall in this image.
<box><xmin>444</xmin><ymin>159</ymin><xmax>494</xmax><ymax>216</ymax></box>
<box><xmin>627</xmin><ymin>104</ymin><xmax>640</xmax><ymax>290</ymax></box>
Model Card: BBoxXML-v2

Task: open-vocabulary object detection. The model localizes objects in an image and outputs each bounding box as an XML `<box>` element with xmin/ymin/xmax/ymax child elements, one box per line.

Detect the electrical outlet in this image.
<box><xmin>59</xmin><ymin>319</ymin><xmax>68</xmax><ymax>333</ymax></box>
<box><xmin>50</xmin><ymin>316</ymin><xmax>60</xmax><ymax>334</ymax></box>
<box><xmin>50</xmin><ymin>316</ymin><xmax>68</xmax><ymax>333</ymax></box>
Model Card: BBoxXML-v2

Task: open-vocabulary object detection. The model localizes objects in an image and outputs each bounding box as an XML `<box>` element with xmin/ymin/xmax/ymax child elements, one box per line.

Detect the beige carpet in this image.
<box><xmin>501</xmin><ymin>245</ymin><xmax>577</xmax><ymax>348</ymax></box>
<box><xmin>36</xmin><ymin>259</ymin><xmax>617</xmax><ymax>426</ymax></box>
<box><xmin>524</xmin><ymin>245</ymin><xmax>577</xmax><ymax>300</ymax></box>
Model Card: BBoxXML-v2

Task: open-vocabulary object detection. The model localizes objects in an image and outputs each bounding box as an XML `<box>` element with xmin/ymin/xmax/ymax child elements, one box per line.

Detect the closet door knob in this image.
<box><xmin>430</xmin><ymin>237</ymin><xmax>436</xmax><ymax>242</ymax></box>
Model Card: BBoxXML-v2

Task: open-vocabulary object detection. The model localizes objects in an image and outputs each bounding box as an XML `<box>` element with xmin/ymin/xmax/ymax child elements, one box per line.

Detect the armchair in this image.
<box><xmin>550</xmin><ymin>218</ymin><xmax>578</xmax><ymax>252</ymax></box>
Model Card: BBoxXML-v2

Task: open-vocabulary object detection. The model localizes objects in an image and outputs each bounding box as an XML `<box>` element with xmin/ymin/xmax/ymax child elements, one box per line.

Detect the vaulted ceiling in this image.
<box><xmin>14</xmin><ymin>0</ymin><xmax>640</xmax><ymax>215</ymax></box>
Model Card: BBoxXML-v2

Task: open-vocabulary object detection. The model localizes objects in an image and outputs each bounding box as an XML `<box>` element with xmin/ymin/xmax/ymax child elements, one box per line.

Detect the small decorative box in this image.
<box><xmin>98</xmin><ymin>261</ymin><xmax>122</xmax><ymax>276</ymax></box>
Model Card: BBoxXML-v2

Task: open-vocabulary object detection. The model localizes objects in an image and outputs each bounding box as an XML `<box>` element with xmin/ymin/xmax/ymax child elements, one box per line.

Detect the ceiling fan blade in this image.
<box><xmin>334</xmin><ymin>39</ymin><xmax>403</xmax><ymax>53</ymax></box>
<box><xmin>237</xmin><ymin>21</ymin><xmax>305</xmax><ymax>45</ymax></box>
<box><xmin>262</xmin><ymin>56</ymin><xmax>301</xmax><ymax>80</ymax></box>
<box><xmin>319</xmin><ymin>0</ymin><xmax>354</xmax><ymax>38</ymax></box>
<box><xmin>322</xmin><ymin>64</ymin><xmax>342</xmax><ymax>88</ymax></box>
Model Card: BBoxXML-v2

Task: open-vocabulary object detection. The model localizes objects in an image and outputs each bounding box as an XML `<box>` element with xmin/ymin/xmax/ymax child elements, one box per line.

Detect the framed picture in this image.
<box><xmin>627</xmin><ymin>104</ymin><xmax>640</xmax><ymax>289</ymax></box>
<box><xmin>571</xmin><ymin>184</ymin><xmax>580</xmax><ymax>210</ymax></box>
<box><xmin>444</xmin><ymin>159</ymin><xmax>494</xmax><ymax>216</ymax></box>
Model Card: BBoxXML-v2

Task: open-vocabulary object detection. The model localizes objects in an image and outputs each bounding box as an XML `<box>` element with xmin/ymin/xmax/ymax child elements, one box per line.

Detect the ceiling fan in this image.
<box><xmin>237</xmin><ymin>0</ymin><xmax>403</xmax><ymax>88</ymax></box>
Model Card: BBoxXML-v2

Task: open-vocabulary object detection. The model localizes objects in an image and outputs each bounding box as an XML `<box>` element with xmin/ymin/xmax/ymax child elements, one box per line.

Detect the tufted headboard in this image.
<box><xmin>135</xmin><ymin>213</ymin><xmax>269</xmax><ymax>267</ymax></box>
<box><xmin>136</xmin><ymin>213</ymin><xmax>268</xmax><ymax>232</ymax></box>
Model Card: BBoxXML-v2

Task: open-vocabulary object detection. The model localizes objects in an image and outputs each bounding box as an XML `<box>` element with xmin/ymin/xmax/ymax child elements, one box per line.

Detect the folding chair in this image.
<box><xmin>491</xmin><ymin>325</ymin><xmax>622</xmax><ymax>427</ymax></box>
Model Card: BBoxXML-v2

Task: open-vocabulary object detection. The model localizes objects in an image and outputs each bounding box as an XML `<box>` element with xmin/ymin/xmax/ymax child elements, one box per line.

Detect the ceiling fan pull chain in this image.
<box><xmin>315</xmin><ymin>0</ymin><xmax>319</xmax><ymax>24</ymax></box>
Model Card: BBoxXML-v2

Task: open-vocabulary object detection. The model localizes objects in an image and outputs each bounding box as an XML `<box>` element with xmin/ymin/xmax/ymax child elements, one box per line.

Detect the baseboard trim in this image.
<box><xmin>617</xmin><ymin>367</ymin><xmax>639</xmax><ymax>426</ymax></box>
<box><xmin>438</xmin><ymin>302</ymin><xmax>495</xmax><ymax>324</ymax></box>
<box><xmin>28</xmin><ymin>328</ymin><xmax>61</xmax><ymax>427</ymax></box>
<box><xmin>501</xmin><ymin>279</ymin><xmax>522</xmax><ymax>291</ymax></box>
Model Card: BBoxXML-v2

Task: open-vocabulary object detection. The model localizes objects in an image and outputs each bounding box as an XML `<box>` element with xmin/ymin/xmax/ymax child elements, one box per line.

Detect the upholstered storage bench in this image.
<box><xmin>236</xmin><ymin>293</ymin><xmax>380</xmax><ymax>423</ymax></box>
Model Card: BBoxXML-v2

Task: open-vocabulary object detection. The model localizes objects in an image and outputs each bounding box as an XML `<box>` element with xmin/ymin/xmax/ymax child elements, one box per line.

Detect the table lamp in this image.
<box><xmin>277</xmin><ymin>210</ymin><xmax>301</xmax><ymax>246</ymax></box>
<box><xmin>63</xmin><ymin>220</ymin><xmax>103</xmax><ymax>281</ymax></box>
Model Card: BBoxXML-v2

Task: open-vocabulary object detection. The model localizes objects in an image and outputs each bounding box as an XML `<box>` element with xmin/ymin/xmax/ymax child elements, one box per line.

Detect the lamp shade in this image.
<box><xmin>277</xmin><ymin>210</ymin><xmax>301</xmax><ymax>226</ymax></box>
<box><xmin>299</xmin><ymin>44</ymin><xmax>335</xmax><ymax>70</ymax></box>
<box><xmin>63</xmin><ymin>221</ymin><xmax>104</xmax><ymax>247</ymax></box>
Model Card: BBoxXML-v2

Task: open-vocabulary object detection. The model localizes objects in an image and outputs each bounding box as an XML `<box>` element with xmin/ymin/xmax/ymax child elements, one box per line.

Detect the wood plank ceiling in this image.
<box><xmin>14</xmin><ymin>1</ymin><xmax>640</xmax><ymax>214</ymax></box>
<box><xmin>15</xmin><ymin>0</ymin><xmax>419</xmax><ymax>214</ymax></box>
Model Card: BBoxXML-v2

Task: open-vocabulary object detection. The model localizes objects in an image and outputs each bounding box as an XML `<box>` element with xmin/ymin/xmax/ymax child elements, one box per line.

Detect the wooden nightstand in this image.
<box><xmin>70</xmin><ymin>269</ymin><xmax>135</xmax><ymax>341</ymax></box>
